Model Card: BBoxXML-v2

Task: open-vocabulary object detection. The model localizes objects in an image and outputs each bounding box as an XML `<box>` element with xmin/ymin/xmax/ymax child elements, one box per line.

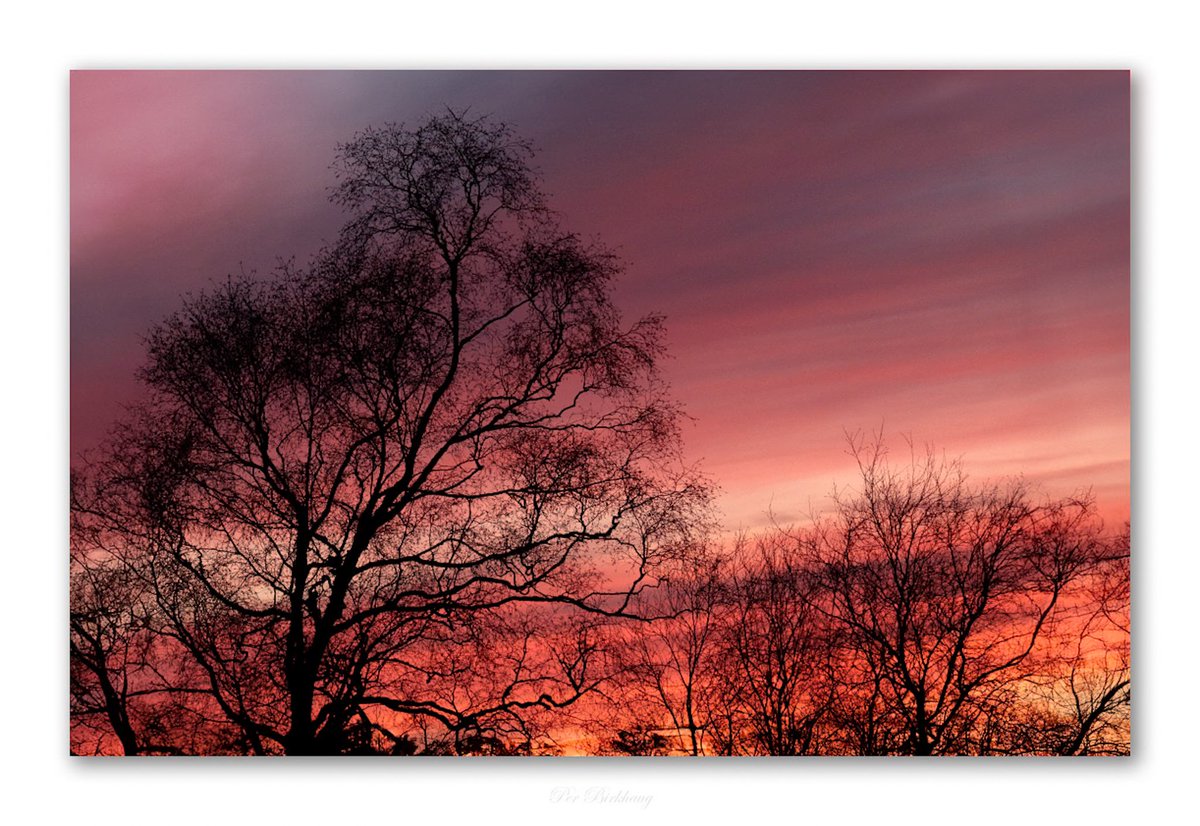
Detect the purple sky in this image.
<box><xmin>71</xmin><ymin>71</ymin><xmax>1129</xmax><ymax>530</ymax></box>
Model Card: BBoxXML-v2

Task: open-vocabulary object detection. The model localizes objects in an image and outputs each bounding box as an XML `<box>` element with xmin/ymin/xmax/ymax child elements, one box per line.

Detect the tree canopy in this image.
<box><xmin>71</xmin><ymin>110</ymin><xmax>711</xmax><ymax>755</ymax></box>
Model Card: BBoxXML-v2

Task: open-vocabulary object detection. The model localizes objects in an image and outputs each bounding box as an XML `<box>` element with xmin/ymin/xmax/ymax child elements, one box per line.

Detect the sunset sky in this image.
<box><xmin>70</xmin><ymin>70</ymin><xmax>1130</xmax><ymax>530</ymax></box>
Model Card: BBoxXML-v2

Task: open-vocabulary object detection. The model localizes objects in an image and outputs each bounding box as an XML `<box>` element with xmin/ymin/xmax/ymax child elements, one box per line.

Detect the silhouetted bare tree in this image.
<box><xmin>616</xmin><ymin>555</ymin><xmax>726</xmax><ymax>755</ymax></box>
<box><xmin>801</xmin><ymin>433</ymin><xmax>1120</xmax><ymax>755</ymax></box>
<box><xmin>70</xmin><ymin>509</ymin><xmax>148</xmax><ymax>755</ymax></box>
<box><xmin>71</xmin><ymin>470</ymin><xmax>239</xmax><ymax>756</ymax></box>
<box><xmin>704</xmin><ymin>534</ymin><xmax>838</xmax><ymax>755</ymax></box>
<box><xmin>71</xmin><ymin>110</ymin><xmax>710</xmax><ymax>755</ymax></box>
<box><xmin>995</xmin><ymin>527</ymin><xmax>1129</xmax><ymax>755</ymax></box>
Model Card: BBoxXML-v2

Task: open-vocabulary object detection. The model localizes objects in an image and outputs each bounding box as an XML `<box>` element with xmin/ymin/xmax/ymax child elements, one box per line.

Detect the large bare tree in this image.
<box><xmin>71</xmin><ymin>111</ymin><xmax>710</xmax><ymax>755</ymax></box>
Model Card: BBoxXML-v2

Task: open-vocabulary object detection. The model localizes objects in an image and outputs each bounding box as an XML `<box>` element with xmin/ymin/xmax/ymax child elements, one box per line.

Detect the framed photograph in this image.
<box><xmin>70</xmin><ymin>70</ymin><xmax>1129</xmax><ymax>758</ymax></box>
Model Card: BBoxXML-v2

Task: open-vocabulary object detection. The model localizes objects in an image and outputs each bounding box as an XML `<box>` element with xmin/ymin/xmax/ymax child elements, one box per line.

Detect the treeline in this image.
<box><xmin>596</xmin><ymin>443</ymin><xmax>1129</xmax><ymax>756</ymax></box>
<box><xmin>71</xmin><ymin>436</ymin><xmax>1129</xmax><ymax>756</ymax></box>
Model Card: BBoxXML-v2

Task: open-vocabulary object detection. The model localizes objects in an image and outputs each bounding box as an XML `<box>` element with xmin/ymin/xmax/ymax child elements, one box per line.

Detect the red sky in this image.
<box><xmin>70</xmin><ymin>70</ymin><xmax>1130</xmax><ymax>531</ymax></box>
